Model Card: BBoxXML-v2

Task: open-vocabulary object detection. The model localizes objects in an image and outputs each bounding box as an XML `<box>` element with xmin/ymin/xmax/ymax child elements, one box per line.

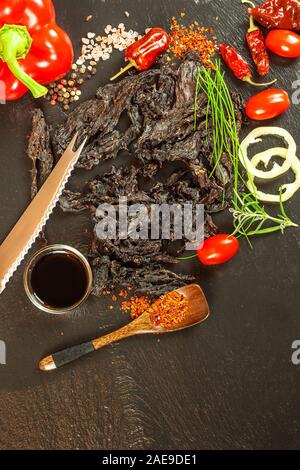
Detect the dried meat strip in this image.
<box><xmin>27</xmin><ymin>109</ymin><xmax>54</xmax><ymax>199</ymax></box>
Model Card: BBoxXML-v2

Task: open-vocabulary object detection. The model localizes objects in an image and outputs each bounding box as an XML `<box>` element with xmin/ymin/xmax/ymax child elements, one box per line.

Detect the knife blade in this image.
<box><xmin>0</xmin><ymin>134</ymin><xmax>86</xmax><ymax>294</ymax></box>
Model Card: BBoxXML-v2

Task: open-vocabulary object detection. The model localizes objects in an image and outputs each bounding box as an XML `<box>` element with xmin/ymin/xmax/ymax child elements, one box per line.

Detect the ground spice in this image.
<box><xmin>121</xmin><ymin>291</ymin><xmax>190</xmax><ymax>329</ymax></box>
<box><xmin>121</xmin><ymin>295</ymin><xmax>151</xmax><ymax>319</ymax></box>
<box><xmin>169</xmin><ymin>17</ymin><xmax>218</xmax><ymax>68</ymax></box>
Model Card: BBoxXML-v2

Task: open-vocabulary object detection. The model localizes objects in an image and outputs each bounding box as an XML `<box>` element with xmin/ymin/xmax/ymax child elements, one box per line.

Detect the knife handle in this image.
<box><xmin>39</xmin><ymin>342</ymin><xmax>95</xmax><ymax>371</ymax></box>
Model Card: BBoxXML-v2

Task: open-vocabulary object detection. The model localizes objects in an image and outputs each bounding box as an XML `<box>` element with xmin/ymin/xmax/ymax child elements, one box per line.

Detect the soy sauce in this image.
<box><xmin>31</xmin><ymin>253</ymin><xmax>89</xmax><ymax>309</ymax></box>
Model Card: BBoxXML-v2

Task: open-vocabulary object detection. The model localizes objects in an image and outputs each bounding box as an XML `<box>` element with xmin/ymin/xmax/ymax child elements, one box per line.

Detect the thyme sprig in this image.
<box><xmin>194</xmin><ymin>61</ymin><xmax>298</xmax><ymax>241</ymax></box>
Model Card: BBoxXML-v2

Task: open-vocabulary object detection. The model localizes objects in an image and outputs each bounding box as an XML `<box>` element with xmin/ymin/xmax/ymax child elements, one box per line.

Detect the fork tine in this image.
<box><xmin>66</xmin><ymin>132</ymin><xmax>79</xmax><ymax>153</ymax></box>
<box><xmin>75</xmin><ymin>137</ymin><xmax>88</xmax><ymax>157</ymax></box>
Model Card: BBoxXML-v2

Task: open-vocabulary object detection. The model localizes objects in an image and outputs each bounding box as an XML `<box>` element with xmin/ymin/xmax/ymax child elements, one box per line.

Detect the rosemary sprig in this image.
<box><xmin>230</xmin><ymin>191</ymin><xmax>298</xmax><ymax>247</ymax></box>
<box><xmin>194</xmin><ymin>61</ymin><xmax>298</xmax><ymax>241</ymax></box>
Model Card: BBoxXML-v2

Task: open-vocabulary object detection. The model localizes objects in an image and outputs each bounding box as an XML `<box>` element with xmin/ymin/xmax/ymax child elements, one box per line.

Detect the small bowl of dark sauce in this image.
<box><xmin>24</xmin><ymin>245</ymin><xmax>93</xmax><ymax>314</ymax></box>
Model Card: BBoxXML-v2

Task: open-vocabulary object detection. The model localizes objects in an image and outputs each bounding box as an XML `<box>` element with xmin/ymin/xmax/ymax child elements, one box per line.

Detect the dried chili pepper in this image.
<box><xmin>0</xmin><ymin>0</ymin><xmax>73</xmax><ymax>101</ymax></box>
<box><xmin>111</xmin><ymin>27</ymin><xmax>170</xmax><ymax>80</ymax></box>
<box><xmin>248</xmin><ymin>0</ymin><xmax>300</xmax><ymax>30</ymax></box>
<box><xmin>220</xmin><ymin>44</ymin><xmax>276</xmax><ymax>86</ymax></box>
<box><xmin>242</xmin><ymin>0</ymin><xmax>270</xmax><ymax>76</ymax></box>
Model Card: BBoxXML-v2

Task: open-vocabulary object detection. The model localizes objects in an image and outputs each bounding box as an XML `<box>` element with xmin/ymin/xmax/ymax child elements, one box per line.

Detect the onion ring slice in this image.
<box><xmin>239</xmin><ymin>127</ymin><xmax>297</xmax><ymax>180</ymax></box>
<box><xmin>246</xmin><ymin>147</ymin><xmax>300</xmax><ymax>203</ymax></box>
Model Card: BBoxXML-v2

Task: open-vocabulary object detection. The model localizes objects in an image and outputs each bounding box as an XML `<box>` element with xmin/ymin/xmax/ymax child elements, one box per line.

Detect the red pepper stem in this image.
<box><xmin>243</xmin><ymin>76</ymin><xmax>277</xmax><ymax>86</ymax></box>
<box><xmin>110</xmin><ymin>60</ymin><xmax>137</xmax><ymax>81</ymax></box>
<box><xmin>0</xmin><ymin>24</ymin><xmax>48</xmax><ymax>98</ymax></box>
<box><xmin>241</xmin><ymin>0</ymin><xmax>258</xmax><ymax>32</ymax></box>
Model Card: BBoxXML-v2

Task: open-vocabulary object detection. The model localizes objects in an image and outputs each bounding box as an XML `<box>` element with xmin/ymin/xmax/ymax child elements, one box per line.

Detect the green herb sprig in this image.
<box><xmin>230</xmin><ymin>191</ymin><xmax>297</xmax><ymax>247</ymax></box>
<box><xmin>194</xmin><ymin>61</ymin><xmax>298</xmax><ymax>241</ymax></box>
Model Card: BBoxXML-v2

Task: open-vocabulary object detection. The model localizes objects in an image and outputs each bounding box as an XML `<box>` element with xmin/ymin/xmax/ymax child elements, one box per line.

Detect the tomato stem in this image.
<box><xmin>177</xmin><ymin>254</ymin><xmax>198</xmax><ymax>261</ymax></box>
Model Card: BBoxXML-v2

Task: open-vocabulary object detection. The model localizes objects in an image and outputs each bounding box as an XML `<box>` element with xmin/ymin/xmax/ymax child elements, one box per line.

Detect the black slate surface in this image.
<box><xmin>0</xmin><ymin>0</ymin><xmax>300</xmax><ymax>450</ymax></box>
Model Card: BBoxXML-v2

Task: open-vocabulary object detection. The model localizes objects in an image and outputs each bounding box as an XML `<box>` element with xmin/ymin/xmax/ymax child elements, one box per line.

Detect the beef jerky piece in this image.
<box><xmin>59</xmin><ymin>190</ymin><xmax>89</xmax><ymax>213</ymax></box>
<box><xmin>60</xmin><ymin>167</ymin><xmax>152</xmax><ymax>213</ymax></box>
<box><xmin>132</xmin><ymin>72</ymin><xmax>176</xmax><ymax>121</ymax></box>
<box><xmin>135</xmin><ymin>105</ymin><xmax>196</xmax><ymax>151</ymax></box>
<box><xmin>204</xmin><ymin>214</ymin><xmax>218</xmax><ymax>239</ymax></box>
<box><xmin>127</xmin><ymin>102</ymin><xmax>143</xmax><ymax>129</ymax></box>
<box><xmin>52</xmin><ymin>70</ymin><xmax>159</xmax><ymax>159</ymax></box>
<box><xmin>91</xmin><ymin>256</ymin><xmax>111</xmax><ymax>296</ymax></box>
<box><xmin>109</xmin><ymin>261</ymin><xmax>194</xmax><ymax>297</ymax></box>
<box><xmin>27</xmin><ymin>108</ymin><xmax>54</xmax><ymax>242</ymax></box>
<box><xmin>77</xmin><ymin>130</ymin><xmax>126</xmax><ymax>170</ymax></box>
<box><xmin>188</xmin><ymin>163</ymin><xmax>216</xmax><ymax>193</ymax></box>
<box><xmin>77</xmin><ymin>107</ymin><xmax>142</xmax><ymax>171</ymax></box>
<box><xmin>165</xmin><ymin>170</ymin><xmax>189</xmax><ymax>187</ymax></box>
<box><xmin>139</xmin><ymin>163</ymin><xmax>160</xmax><ymax>179</ymax></box>
<box><xmin>174</xmin><ymin>55</ymin><xmax>199</xmax><ymax>107</ymax></box>
<box><xmin>134</xmin><ymin>92</ymin><xmax>207</xmax><ymax>154</ymax></box>
<box><xmin>95</xmin><ymin>239</ymin><xmax>177</xmax><ymax>267</ymax></box>
<box><xmin>88</xmin><ymin>166</ymin><xmax>140</xmax><ymax>200</ymax></box>
<box><xmin>148</xmin><ymin>131</ymin><xmax>204</xmax><ymax>166</ymax></box>
<box><xmin>27</xmin><ymin>109</ymin><xmax>54</xmax><ymax>199</ymax></box>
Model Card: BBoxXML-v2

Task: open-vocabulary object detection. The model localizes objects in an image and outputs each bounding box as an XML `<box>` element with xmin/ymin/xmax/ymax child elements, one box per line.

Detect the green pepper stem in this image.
<box><xmin>110</xmin><ymin>60</ymin><xmax>137</xmax><ymax>81</ymax></box>
<box><xmin>0</xmin><ymin>25</ymin><xmax>48</xmax><ymax>99</ymax></box>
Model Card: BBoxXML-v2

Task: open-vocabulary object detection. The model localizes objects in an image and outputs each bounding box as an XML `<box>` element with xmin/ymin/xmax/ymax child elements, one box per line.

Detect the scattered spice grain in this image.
<box><xmin>169</xmin><ymin>17</ymin><xmax>218</xmax><ymax>69</ymax></box>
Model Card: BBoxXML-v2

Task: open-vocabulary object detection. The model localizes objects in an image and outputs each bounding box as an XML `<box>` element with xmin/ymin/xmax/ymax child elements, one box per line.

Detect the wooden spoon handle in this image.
<box><xmin>39</xmin><ymin>318</ymin><xmax>148</xmax><ymax>371</ymax></box>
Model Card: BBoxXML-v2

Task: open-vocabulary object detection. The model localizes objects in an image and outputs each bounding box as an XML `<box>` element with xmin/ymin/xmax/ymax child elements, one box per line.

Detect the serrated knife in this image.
<box><xmin>0</xmin><ymin>133</ymin><xmax>86</xmax><ymax>294</ymax></box>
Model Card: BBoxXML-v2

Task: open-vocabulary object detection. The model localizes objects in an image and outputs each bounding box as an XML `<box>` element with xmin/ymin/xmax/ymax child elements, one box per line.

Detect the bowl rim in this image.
<box><xmin>23</xmin><ymin>244</ymin><xmax>93</xmax><ymax>315</ymax></box>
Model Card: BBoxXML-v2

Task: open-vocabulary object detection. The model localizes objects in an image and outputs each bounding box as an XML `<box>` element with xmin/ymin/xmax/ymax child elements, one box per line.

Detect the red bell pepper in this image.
<box><xmin>0</xmin><ymin>0</ymin><xmax>74</xmax><ymax>101</ymax></box>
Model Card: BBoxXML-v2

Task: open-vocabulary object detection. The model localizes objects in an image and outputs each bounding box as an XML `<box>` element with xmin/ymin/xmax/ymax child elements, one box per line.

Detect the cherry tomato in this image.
<box><xmin>245</xmin><ymin>89</ymin><xmax>290</xmax><ymax>121</ymax></box>
<box><xmin>266</xmin><ymin>30</ymin><xmax>300</xmax><ymax>58</ymax></box>
<box><xmin>197</xmin><ymin>235</ymin><xmax>239</xmax><ymax>266</ymax></box>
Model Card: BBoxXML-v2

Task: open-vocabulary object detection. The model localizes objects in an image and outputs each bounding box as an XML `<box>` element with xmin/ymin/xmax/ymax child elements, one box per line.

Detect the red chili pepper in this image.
<box><xmin>245</xmin><ymin>88</ymin><xmax>291</xmax><ymax>120</ymax></box>
<box><xmin>197</xmin><ymin>235</ymin><xmax>239</xmax><ymax>266</ymax></box>
<box><xmin>248</xmin><ymin>0</ymin><xmax>300</xmax><ymax>30</ymax></box>
<box><xmin>0</xmin><ymin>0</ymin><xmax>73</xmax><ymax>101</ymax></box>
<box><xmin>266</xmin><ymin>29</ymin><xmax>300</xmax><ymax>57</ymax></box>
<box><xmin>242</xmin><ymin>0</ymin><xmax>270</xmax><ymax>76</ymax></box>
<box><xmin>220</xmin><ymin>43</ymin><xmax>276</xmax><ymax>86</ymax></box>
<box><xmin>111</xmin><ymin>28</ymin><xmax>170</xmax><ymax>81</ymax></box>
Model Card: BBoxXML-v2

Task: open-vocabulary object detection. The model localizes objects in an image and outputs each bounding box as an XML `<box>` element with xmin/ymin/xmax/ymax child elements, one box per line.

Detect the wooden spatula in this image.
<box><xmin>39</xmin><ymin>284</ymin><xmax>210</xmax><ymax>371</ymax></box>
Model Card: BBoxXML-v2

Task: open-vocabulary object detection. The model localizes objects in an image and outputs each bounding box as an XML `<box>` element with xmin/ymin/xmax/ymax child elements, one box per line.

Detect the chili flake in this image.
<box><xmin>121</xmin><ymin>291</ymin><xmax>190</xmax><ymax>329</ymax></box>
<box><xmin>169</xmin><ymin>17</ymin><xmax>218</xmax><ymax>69</ymax></box>
<box><xmin>121</xmin><ymin>295</ymin><xmax>151</xmax><ymax>319</ymax></box>
<box><xmin>149</xmin><ymin>291</ymin><xmax>190</xmax><ymax>329</ymax></box>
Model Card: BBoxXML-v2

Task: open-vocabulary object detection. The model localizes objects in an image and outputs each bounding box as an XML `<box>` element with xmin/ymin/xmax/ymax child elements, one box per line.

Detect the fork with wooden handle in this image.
<box><xmin>39</xmin><ymin>284</ymin><xmax>210</xmax><ymax>371</ymax></box>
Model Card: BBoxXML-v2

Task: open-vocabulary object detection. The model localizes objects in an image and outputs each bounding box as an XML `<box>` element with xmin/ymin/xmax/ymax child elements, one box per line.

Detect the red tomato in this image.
<box><xmin>266</xmin><ymin>30</ymin><xmax>300</xmax><ymax>58</ymax></box>
<box><xmin>245</xmin><ymin>89</ymin><xmax>290</xmax><ymax>121</ymax></box>
<box><xmin>197</xmin><ymin>235</ymin><xmax>239</xmax><ymax>266</ymax></box>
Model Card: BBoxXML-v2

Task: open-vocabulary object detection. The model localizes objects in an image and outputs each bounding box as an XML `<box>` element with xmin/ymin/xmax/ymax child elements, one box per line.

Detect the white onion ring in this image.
<box><xmin>246</xmin><ymin>147</ymin><xmax>300</xmax><ymax>203</ymax></box>
<box><xmin>239</xmin><ymin>127</ymin><xmax>297</xmax><ymax>180</ymax></box>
